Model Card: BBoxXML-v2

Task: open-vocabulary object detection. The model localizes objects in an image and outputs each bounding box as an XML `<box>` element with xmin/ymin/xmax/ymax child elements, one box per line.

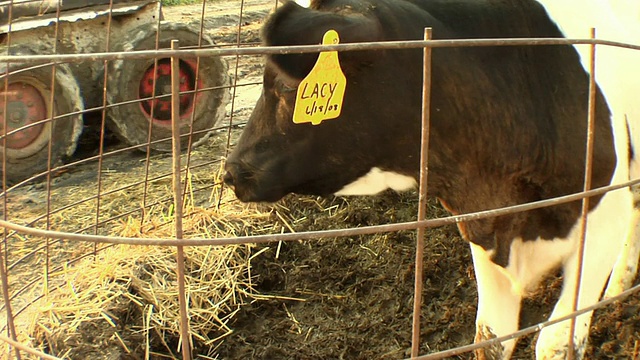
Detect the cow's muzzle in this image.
<box><xmin>223</xmin><ymin>162</ymin><xmax>263</xmax><ymax>202</ymax></box>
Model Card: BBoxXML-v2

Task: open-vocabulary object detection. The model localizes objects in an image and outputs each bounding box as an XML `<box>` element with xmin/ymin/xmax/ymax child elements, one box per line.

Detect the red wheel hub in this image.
<box><xmin>138</xmin><ymin>58</ymin><xmax>201</xmax><ymax>126</ymax></box>
<box><xmin>0</xmin><ymin>82</ymin><xmax>47</xmax><ymax>150</ymax></box>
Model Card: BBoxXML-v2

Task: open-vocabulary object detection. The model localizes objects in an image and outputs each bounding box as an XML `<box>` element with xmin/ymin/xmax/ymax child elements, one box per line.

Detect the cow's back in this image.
<box><xmin>320</xmin><ymin>0</ymin><xmax>616</xmax><ymax>264</ymax></box>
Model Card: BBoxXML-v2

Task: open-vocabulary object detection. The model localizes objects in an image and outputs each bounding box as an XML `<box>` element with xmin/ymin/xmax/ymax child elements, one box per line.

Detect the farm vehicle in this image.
<box><xmin>0</xmin><ymin>0</ymin><xmax>230</xmax><ymax>184</ymax></box>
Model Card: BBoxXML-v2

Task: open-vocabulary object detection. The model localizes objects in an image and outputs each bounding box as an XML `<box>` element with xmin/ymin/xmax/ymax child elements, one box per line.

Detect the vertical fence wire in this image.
<box><xmin>218</xmin><ymin>0</ymin><xmax>249</xmax><ymax>208</ymax></box>
<box><xmin>171</xmin><ymin>39</ymin><xmax>192</xmax><ymax>360</ymax></box>
<box><xmin>0</xmin><ymin>234</ymin><xmax>16</xmax><ymax>358</ymax></box>
<box><xmin>140</xmin><ymin>5</ymin><xmax>166</xmax><ymax>232</ymax></box>
<box><xmin>94</xmin><ymin>0</ymin><xmax>116</xmax><ymax>255</ymax></box>
<box><xmin>180</xmin><ymin>0</ymin><xmax>210</xmax><ymax>208</ymax></box>
<box><xmin>567</xmin><ymin>27</ymin><xmax>599</xmax><ymax>360</ymax></box>
<box><xmin>0</xmin><ymin>1</ymin><xmax>19</xmax><ymax>358</ymax></box>
<box><xmin>0</xmin><ymin>0</ymin><xmax>10</xmax><ymax>279</ymax></box>
<box><xmin>43</xmin><ymin>0</ymin><xmax>64</xmax><ymax>318</ymax></box>
<box><xmin>411</xmin><ymin>27</ymin><xmax>433</xmax><ymax>359</ymax></box>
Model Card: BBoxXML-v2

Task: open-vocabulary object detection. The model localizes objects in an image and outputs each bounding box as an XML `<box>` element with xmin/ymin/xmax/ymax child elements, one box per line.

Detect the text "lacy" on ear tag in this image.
<box><xmin>292</xmin><ymin>29</ymin><xmax>347</xmax><ymax>125</ymax></box>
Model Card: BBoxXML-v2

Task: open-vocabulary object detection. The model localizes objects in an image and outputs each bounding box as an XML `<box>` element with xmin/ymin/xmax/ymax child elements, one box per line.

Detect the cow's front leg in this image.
<box><xmin>605</xmin><ymin>203</ymin><xmax>640</xmax><ymax>298</ymax></box>
<box><xmin>536</xmin><ymin>189</ymin><xmax>628</xmax><ymax>360</ymax></box>
<box><xmin>534</xmin><ymin>253</ymin><xmax>600</xmax><ymax>360</ymax></box>
<box><xmin>470</xmin><ymin>243</ymin><xmax>522</xmax><ymax>360</ymax></box>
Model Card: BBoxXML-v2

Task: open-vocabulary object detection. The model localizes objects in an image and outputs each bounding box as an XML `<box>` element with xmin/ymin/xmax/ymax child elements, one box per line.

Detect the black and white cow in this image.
<box><xmin>223</xmin><ymin>0</ymin><xmax>640</xmax><ymax>358</ymax></box>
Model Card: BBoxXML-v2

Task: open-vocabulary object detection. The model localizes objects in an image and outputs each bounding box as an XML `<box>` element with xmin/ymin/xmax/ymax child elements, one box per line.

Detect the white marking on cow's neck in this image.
<box><xmin>334</xmin><ymin>167</ymin><xmax>417</xmax><ymax>196</ymax></box>
<box><xmin>293</xmin><ymin>0</ymin><xmax>311</xmax><ymax>8</ymax></box>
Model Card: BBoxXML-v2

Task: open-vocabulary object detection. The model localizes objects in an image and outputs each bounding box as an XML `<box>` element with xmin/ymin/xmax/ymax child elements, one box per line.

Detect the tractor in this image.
<box><xmin>0</xmin><ymin>0</ymin><xmax>230</xmax><ymax>183</ymax></box>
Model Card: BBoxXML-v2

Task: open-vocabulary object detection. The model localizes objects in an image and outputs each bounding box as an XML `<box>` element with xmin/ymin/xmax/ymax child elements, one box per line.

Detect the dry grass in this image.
<box><xmin>31</xmin><ymin>241</ymin><xmax>261</xmax><ymax>358</ymax></box>
<box><xmin>0</xmin><ymin>145</ymin><xmax>289</xmax><ymax>359</ymax></box>
<box><xmin>26</xmin><ymin>171</ymin><xmax>273</xmax><ymax>357</ymax></box>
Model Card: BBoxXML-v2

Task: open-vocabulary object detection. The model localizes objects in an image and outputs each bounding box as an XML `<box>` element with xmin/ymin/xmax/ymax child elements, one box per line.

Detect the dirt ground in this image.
<box><xmin>4</xmin><ymin>0</ymin><xmax>639</xmax><ymax>359</ymax></box>
<box><xmin>213</xmin><ymin>194</ymin><xmax>640</xmax><ymax>360</ymax></box>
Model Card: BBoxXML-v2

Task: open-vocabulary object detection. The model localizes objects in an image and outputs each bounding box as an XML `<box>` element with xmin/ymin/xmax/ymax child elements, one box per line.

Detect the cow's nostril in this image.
<box><xmin>223</xmin><ymin>171</ymin><xmax>235</xmax><ymax>187</ymax></box>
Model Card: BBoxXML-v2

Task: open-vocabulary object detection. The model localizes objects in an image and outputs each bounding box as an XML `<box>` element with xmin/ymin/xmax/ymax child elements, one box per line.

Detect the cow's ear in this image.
<box><xmin>262</xmin><ymin>1</ymin><xmax>381</xmax><ymax>80</ymax></box>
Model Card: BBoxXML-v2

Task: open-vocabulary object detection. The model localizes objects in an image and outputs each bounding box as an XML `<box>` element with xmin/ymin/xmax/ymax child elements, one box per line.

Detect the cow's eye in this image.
<box><xmin>276</xmin><ymin>81</ymin><xmax>297</xmax><ymax>95</ymax></box>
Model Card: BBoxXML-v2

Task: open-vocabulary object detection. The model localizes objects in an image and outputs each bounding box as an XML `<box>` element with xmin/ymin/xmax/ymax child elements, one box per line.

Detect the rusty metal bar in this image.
<box><xmin>1</xmin><ymin>38</ymin><xmax>639</xmax><ymax>65</ymax></box>
<box><xmin>170</xmin><ymin>39</ymin><xmax>192</xmax><ymax>360</ymax></box>
<box><xmin>43</xmin><ymin>0</ymin><xmax>64</xmax><ymax>325</ymax></box>
<box><xmin>140</xmin><ymin>4</ymin><xmax>165</xmax><ymax>233</ymax></box>
<box><xmin>0</xmin><ymin>0</ymin><xmax>20</xmax><ymax>358</ymax></box>
<box><xmin>0</xmin><ymin>0</ymin><xmax>11</xmax><ymax>274</ymax></box>
<box><xmin>2</xmin><ymin>177</ymin><xmax>639</xmax><ymax>248</ymax></box>
<box><xmin>411</xmin><ymin>27</ymin><xmax>432</xmax><ymax>359</ymax></box>
<box><xmin>180</xmin><ymin>0</ymin><xmax>213</xmax><ymax>191</ymax></box>
<box><xmin>93</xmin><ymin>0</ymin><xmax>116</xmax><ymax>255</ymax></box>
<box><xmin>218</xmin><ymin>0</ymin><xmax>248</xmax><ymax>209</ymax></box>
<box><xmin>0</xmin><ymin>250</ymin><xmax>16</xmax><ymax>358</ymax></box>
<box><xmin>0</xmin><ymin>240</ymin><xmax>15</xmax><ymax>358</ymax></box>
<box><xmin>567</xmin><ymin>27</ymin><xmax>599</xmax><ymax>360</ymax></box>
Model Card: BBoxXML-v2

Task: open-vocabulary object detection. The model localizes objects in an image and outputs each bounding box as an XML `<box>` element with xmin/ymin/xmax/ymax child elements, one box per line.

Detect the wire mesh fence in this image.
<box><xmin>0</xmin><ymin>0</ymin><xmax>638</xmax><ymax>359</ymax></box>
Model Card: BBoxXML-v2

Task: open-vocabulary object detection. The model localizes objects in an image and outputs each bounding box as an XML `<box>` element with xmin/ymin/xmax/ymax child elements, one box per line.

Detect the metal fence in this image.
<box><xmin>0</xmin><ymin>0</ymin><xmax>639</xmax><ymax>359</ymax></box>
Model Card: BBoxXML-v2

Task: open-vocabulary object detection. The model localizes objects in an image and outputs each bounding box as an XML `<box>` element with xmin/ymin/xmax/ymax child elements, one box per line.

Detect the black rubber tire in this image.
<box><xmin>107</xmin><ymin>22</ymin><xmax>230</xmax><ymax>152</ymax></box>
<box><xmin>0</xmin><ymin>45</ymin><xmax>84</xmax><ymax>185</ymax></box>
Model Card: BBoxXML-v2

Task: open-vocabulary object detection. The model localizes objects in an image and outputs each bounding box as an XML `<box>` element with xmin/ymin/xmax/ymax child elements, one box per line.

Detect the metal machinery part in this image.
<box><xmin>0</xmin><ymin>44</ymin><xmax>83</xmax><ymax>183</ymax></box>
<box><xmin>107</xmin><ymin>21</ymin><xmax>231</xmax><ymax>152</ymax></box>
<box><xmin>0</xmin><ymin>0</ymin><xmax>230</xmax><ymax>183</ymax></box>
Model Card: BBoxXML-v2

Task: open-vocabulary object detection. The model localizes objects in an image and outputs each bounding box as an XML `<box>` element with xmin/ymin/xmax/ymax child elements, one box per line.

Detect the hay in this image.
<box><xmin>18</xmin><ymin>157</ymin><xmax>279</xmax><ymax>359</ymax></box>
<box><xmin>31</xmin><ymin>243</ymin><xmax>259</xmax><ymax>358</ymax></box>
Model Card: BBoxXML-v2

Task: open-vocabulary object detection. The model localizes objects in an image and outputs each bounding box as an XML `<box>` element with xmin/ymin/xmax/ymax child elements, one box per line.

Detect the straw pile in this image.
<box><xmin>31</xmin><ymin>243</ymin><xmax>260</xmax><ymax>359</ymax></box>
<box><xmin>22</xmin><ymin>158</ymin><xmax>277</xmax><ymax>359</ymax></box>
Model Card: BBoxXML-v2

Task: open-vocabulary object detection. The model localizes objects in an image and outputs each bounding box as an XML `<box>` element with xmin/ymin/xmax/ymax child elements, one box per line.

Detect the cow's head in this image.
<box><xmin>224</xmin><ymin>0</ymin><xmax>422</xmax><ymax>202</ymax></box>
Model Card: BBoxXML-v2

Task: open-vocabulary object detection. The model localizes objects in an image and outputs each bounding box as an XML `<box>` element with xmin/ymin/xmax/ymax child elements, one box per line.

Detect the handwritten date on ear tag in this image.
<box><xmin>292</xmin><ymin>30</ymin><xmax>347</xmax><ymax>125</ymax></box>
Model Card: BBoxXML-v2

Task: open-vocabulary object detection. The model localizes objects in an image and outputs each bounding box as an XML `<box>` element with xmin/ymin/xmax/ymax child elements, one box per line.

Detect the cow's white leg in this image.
<box><xmin>470</xmin><ymin>244</ymin><xmax>521</xmax><ymax>360</ymax></box>
<box><xmin>605</xmin><ymin>203</ymin><xmax>640</xmax><ymax>298</ymax></box>
<box><xmin>605</xmin><ymin>129</ymin><xmax>640</xmax><ymax>297</ymax></box>
<box><xmin>535</xmin><ymin>256</ymin><xmax>600</xmax><ymax>360</ymax></box>
<box><xmin>536</xmin><ymin>189</ymin><xmax>629</xmax><ymax>360</ymax></box>
<box><xmin>605</xmin><ymin>114</ymin><xmax>640</xmax><ymax>298</ymax></box>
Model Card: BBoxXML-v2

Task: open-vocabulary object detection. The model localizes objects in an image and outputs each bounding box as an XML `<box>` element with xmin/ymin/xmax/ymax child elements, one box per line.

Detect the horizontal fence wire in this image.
<box><xmin>1</xmin><ymin>37</ymin><xmax>640</xmax><ymax>65</ymax></box>
<box><xmin>1</xmin><ymin>177</ymin><xmax>640</xmax><ymax>246</ymax></box>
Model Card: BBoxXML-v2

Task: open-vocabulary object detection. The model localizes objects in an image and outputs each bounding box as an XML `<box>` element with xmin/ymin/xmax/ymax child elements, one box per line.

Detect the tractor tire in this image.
<box><xmin>0</xmin><ymin>45</ymin><xmax>84</xmax><ymax>184</ymax></box>
<box><xmin>107</xmin><ymin>22</ymin><xmax>230</xmax><ymax>152</ymax></box>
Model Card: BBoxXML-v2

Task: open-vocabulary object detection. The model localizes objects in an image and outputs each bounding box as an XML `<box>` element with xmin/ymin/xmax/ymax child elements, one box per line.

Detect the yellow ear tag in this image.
<box><xmin>292</xmin><ymin>29</ymin><xmax>347</xmax><ymax>125</ymax></box>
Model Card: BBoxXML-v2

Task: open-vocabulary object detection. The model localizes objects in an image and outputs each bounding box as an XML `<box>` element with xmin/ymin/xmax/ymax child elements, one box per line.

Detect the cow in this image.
<box><xmin>222</xmin><ymin>0</ymin><xmax>640</xmax><ymax>359</ymax></box>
